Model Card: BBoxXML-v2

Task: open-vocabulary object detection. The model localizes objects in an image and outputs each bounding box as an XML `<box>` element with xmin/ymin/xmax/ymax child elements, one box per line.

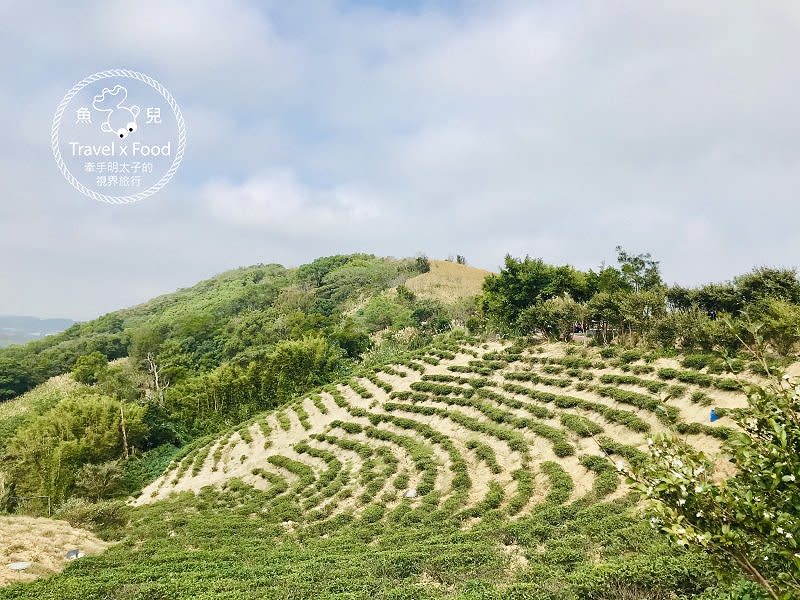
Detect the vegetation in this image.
<box><xmin>0</xmin><ymin>489</ymin><xmax>733</xmax><ymax>600</ymax></box>
<box><xmin>478</xmin><ymin>247</ymin><xmax>800</xmax><ymax>357</ymax></box>
<box><xmin>0</xmin><ymin>252</ymin><xmax>798</xmax><ymax>598</ymax></box>
<box><xmin>0</xmin><ymin>255</ymin><xmax>459</xmax><ymax>500</ymax></box>
<box><xmin>628</xmin><ymin>349</ymin><xmax>800</xmax><ymax>599</ymax></box>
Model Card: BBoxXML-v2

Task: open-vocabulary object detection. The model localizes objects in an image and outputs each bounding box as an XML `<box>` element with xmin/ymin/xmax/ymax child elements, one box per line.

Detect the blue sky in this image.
<box><xmin>2</xmin><ymin>1</ymin><xmax>800</xmax><ymax>319</ymax></box>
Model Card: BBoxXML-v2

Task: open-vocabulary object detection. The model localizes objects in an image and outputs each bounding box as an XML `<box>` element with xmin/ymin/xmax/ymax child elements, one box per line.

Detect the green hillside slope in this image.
<box><xmin>0</xmin><ymin>340</ymin><xmax>771</xmax><ymax>599</ymax></box>
<box><xmin>1</xmin><ymin>251</ymin><xmax>798</xmax><ymax>599</ymax></box>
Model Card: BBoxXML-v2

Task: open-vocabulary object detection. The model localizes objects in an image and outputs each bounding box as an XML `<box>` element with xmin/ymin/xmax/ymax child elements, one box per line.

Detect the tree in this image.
<box><xmin>693</xmin><ymin>282</ymin><xmax>741</xmax><ymax>314</ymax></box>
<box><xmin>735</xmin><ymin>268</ymin><xmax>800</xmax><ymax>306</ymax></box>
<box><xmin>145</xmin><ymin>353</ymin><xmax>169</xmax><ymax>406</ymax></box>
<box><xmin>666</xmin><ymin>285</ymin><xmax>693</xmax><ymax>312</ymax></box>
<box><xmin>587</xmin><ymin>264</ymin><xmax>630</xmax><ymax>295</ymax></box>
<box><xmin>618</xmin><ymin>289</ymin><xmax>667</xmax><ymax>341</ymax></box>
<box><xmin>627</xmin><ymin>376</ymin><xmax>800</xmax><ymax>599</ymax></box>
<box><xmin>4</xmin><ymin>395</ymin><xmax>147</xmax><ymax>502</ymax></box>
<box><xmin>296</xmin><ymin>254</ymin><xmax>355</xmax><ymax>288</ymax></box>
<box><xmin>357</xmin><ymin>295</ymin><xmax>413</xmax><ymax>333</ymax></box>
<box><xmin>330</xmin><ymin>319</ymin><xmax>371</xmax><ymax>358</ymax></box>
<box><xmin>415</xmin><ymin>255</ymin><xmax>431</xmax><ymax>273</ymax></box>
<box><xmin>128</xmin><ymin>322</ymin><xmax>170</xmax><ymax>365</ymax></box>
<box><xmin>752</xmin><ymin>300</ymin><xmax>800</xmax><ymax>356</ymax></box>
<box><xmin>411</xmin><ymin>298</ymin><xmax>451</xmax><ymax>333</ymax></box>
<box><xmin>586</xmin><ymin>292</ymin><xmax>623</xmax><ymax>343</ymax></box>
<box><xmin>97</xmin><ymin>361</ymin><xmax>143</xmax><ymax>403</ymax></box>
<box><xmin>71</xmin><ymin>351</ymin><xmax>108</xmax><ymax>385</ymax></box>
<box><xmin>519</xmin><ymin>297</ymin><xmax>586</xmax><ymax>340</ymax></box>
<box><xmin>0</xmin><ymin>357</ymin><xmax>33</xmax><ymax>400</ymax></box>
<box><xmin>74</xmin><ymin>460</ymin><xmax>124</xmax><ymax>501</ymax></box>
<box><xmin>264</xmin><ymin>337</ymin><xmax>344</xmax><ymax>404</ymax></box>
<box><xmin>615</xmin><ymin>246</ymin><xmax>663</xmax><ymax>292</ymax></box>
<box><xmin>479</xmin><ymin>255</ymin><xmax>589</xmax><ymax>328</ymax></box>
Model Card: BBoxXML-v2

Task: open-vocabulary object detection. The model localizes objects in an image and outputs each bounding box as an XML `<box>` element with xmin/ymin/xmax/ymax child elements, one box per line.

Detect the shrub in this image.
<box><xmin>54</xmin><ymin>498</ymin><xmax>128</xmax><ymax>534</ymax></box>
<box><xmin>74</xmin><ymin>460</ymin><xmax>124</xmax><ymax>501</ymax></box>
<box><xmin>71</xmin><ymin>351</ymin><xmax>109</xmax><ymax>385</ymax></box>
<box><xmin>690</xmin><ymin>391</ymin><xmax>712</xmax><ymax>406</ymax></box>
<box><xmin>541</xmin><ymin>461</ymin><xmax>574</xmax><ymax>504</ymax></box>
<box><xmin>629</xmin><ymin>379</ymin><xmax>800</xmax><ymax>599</ymax></box>
<box><xmin>600</xmin><ymin>347</ymin><xmax>617</xmax><ymax>359</ymax></box>
<box><xmin>682</xmin><ymin>354</ymin><xmax>711</xmax><ymax>370</ymax></box>
<box><xmin>560</xmin><ymin>413</ymin><xmax>604</xmax><ymax>437</ymax></box>
<box><xmin>466</xmin><ymin>439</ymin><xmax>502</xmax><ymax>474</ymax></box>
<box><xmin>415</xmin><ymin>255</ymin><xmax>431</xmax><ymax>273</ymax></box>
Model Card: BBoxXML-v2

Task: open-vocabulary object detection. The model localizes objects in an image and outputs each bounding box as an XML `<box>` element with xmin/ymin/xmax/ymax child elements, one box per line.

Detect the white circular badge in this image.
<box><xmin>51</xmin><ymin>69</ymin><xmax>186</xmax><ymax>204</ymax></box>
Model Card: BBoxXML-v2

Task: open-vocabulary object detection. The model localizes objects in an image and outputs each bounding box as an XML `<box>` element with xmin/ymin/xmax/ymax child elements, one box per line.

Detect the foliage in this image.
<box><xmin>615</xmin><ymin>245</ymin><xmax>663</xmax><ymax>292</ymax></box>
<box><xmin>480</xmin><ymin>255</ymin><xmax>591</xmax><ymax>328</ymax></box>
<box><xmin>73</xmin><ymin>460</ymin><xmax>124</xmax><ymax>501</ymax></box>
<box><xmin>752</xmin><ymin>300</ymin><xmax>800</xmax><ymax>356</ymax></box>
<box><xmin>0</xmin><ymin>488</ymin><xmax>742</xmax><ymax>600</ymax></box>
<box><xmin>519</xmin><ymin>296</ymin><xmax>587</xmax><ymax>340</ymax></box>
<box><xmin>415</xmin><ymin>254</ymin><xmax>431</xmax><ymax>273</ymax></box>
<box><xmin>3</xmin><ymin>251</ymin><xmax>799</xmax><ymax>599</ymax></box>
<box><xmin>0</xmin><ymin>255</ymin><xmax>421</xmax><ymax>403</ymax></box>
<box><xmin>3</xmin><ymin>395</ymin><xmax>147</xmax><ymax>502</ymax></box>
<box><xmin>71</xmin><ymin>351</ymin><xmax>109</xmax><ymax>385</ymax></box>
<box><xmin>53</xmin><ymin>498</ymin><xmax>129</xmax><ymax>534</ymax></box>
<box><xmin>477</xmin><ymin>248</ymin><xmax>800</xmax><ymax>357</ymax></box>
<box><xmin>628</xmin><ymin>380</ymin><xmax>800</xmax><ymax>599</ymax></box>
<box><xmin>120</xmin><ymin>443</ymin><xmax>181</xmax><ymax>496</ymax></box>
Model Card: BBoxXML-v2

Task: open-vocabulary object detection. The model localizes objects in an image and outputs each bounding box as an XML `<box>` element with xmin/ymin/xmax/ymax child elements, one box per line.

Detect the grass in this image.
<box><xmin>402</xmin><ymin>259</ymin><xmax>491</xmax><ymax>303</ymax></box>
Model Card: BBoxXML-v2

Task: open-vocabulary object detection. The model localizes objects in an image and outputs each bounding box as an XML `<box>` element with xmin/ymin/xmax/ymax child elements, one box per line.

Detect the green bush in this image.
<box><xmin>560</xmin><ymin>413</ymin><xmax>603</xmax><ymax>437</ymax></box>
<box><xmin>71</xmin><ymin>351</ymin><xmax>109</xmax><ymax>385</ymax></box>
<box><xmin>54</xmin><ymin>498</ymin><xmax>129</xmax><ymax>535</ymax></box>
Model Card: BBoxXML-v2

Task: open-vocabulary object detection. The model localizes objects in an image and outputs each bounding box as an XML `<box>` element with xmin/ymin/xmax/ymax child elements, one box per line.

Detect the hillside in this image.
<box><xmin>0</xmin><ymin>252</ymin><xmax>798</xmax><ymax>599</ymax></box>
<box><xmin>0</xmin><ymin>255</ymin><xmax>480</xmax><ymax>403</ymax></box>
<box><xmin>0</xmin><ymin>339</ymin><xmax>762</xmax><ymax>599</ymax></box>
<box><xmin>0</xmin><ymin>517</ymin><xmax>106</xmax><ymax>586</ymax></box>
<box><xmin>140</xmin><ymin>341</ymin><xmax>744</xmax><ymax>513</ymax></box>
<box><xmin>403</xmin><ymin>260</ymin><xmax>491</xmax><ymax>303</ymax></box>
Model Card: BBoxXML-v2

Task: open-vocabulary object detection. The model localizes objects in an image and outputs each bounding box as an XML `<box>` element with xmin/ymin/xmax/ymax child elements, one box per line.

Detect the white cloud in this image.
<box><xmin>202</xmin><ymin>172</ymin><xmax>388</xmax><ymax>237</ymax></box>
<box><xmin>2</xmin><ymin>0</ymin><xmax>800</xmax><ymax>318</ymax></box>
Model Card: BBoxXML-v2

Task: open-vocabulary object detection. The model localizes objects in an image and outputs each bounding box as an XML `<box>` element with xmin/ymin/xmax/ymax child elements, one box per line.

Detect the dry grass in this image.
<box><xmin>403</xmin><ymin>260</ymin><xmax>491</xmax><ymax>303</ymax></box>
<box><xmin>0</xmin><ymin>516</ymin><xmax>108</xmax><ymax>586</ymax></box>
<box><xmin>0</xmin><ymin>375</ymin><xmax>78</xmax><ymax>422</ymax></box>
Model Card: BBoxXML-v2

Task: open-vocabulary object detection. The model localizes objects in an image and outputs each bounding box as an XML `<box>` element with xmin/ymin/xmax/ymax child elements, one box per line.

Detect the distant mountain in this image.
<box><xmin>0</xmin><ymin>315</ymin><xmax>76</xmax><ymax>347</ymax></box>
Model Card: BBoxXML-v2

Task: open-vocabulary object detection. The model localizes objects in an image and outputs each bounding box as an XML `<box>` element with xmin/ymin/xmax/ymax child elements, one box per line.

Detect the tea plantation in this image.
<box><xmin>0</xmin><ymin>340</ymin><xmax>764</xmax><ymax>599</ymax></box>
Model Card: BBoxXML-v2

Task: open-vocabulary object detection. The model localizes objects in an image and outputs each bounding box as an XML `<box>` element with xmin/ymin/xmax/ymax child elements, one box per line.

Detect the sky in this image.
<box><xmin>1</xmin><ymin>1</ymin><xmax>800</xmax><ymax>320</ymax></box>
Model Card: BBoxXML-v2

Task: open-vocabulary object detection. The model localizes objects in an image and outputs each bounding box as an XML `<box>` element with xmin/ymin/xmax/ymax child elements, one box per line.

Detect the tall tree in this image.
<box><xmin>615</xmin><ymin>246</ymin><xmax>663</xmax><ymax>292</ymax></box>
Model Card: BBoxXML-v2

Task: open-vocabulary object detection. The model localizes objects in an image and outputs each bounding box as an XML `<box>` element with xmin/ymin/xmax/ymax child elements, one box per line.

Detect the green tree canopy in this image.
<box><xmin>4</xmin><ymin>395</ymin><xmax>147</xmax><ymax>502</ymax></box>
<box><xmin>71</xmin><ymin>351</ymin><xmax>109</xmax><ymax>385</ymax></box>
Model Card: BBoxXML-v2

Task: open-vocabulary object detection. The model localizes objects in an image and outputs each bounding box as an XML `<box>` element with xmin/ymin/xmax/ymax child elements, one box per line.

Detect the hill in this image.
<box><xmin>0</xmin><ymin>317</ymin><xmax>75</xmax><ymax>348</ymax></box>
<box><xmin>0</xmin><ymin>255</ymin><xmax>445</xmax><ymax>402</ymax></box>
<box><xmin>0</xmin><ymin>339</ymin><xmax>762</xmax><ymax>599</ymax></box>
<box><xmin>140</xmin><ymin>341</ymin><xmax>743</xmax><ymax>513</ymax></box>
<box><xmin>0</xmin><ymin>517</ymin><xmax>106</xmax><ymax>587</ymax></box>
<box><xmin>403</xmin><ymin>260</ymin><xmax>491</xmax><ymax>303</ymax></box>
<box><xmin>0</xmin><ymin>251</ymin><xmax>798</xmax><ymax>598</ymax></box>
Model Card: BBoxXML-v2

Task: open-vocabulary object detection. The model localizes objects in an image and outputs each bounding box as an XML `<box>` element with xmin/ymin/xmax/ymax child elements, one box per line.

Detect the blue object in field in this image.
<box><xmin>709</xmin><ymin>408</ymin><xmax>719</xmax><ymax>422</ymax></box>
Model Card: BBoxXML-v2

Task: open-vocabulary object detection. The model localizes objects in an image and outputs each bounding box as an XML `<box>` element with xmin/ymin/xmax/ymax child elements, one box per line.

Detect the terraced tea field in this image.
<box><xmin>139</xmin><ymin>341</ymin><xmax>747</xmax><ymax>523</ymax></box>
<box><xmin>3</xmin><ymin>341</ymin><xmax>763</xmax><ymax>599</ymax></box>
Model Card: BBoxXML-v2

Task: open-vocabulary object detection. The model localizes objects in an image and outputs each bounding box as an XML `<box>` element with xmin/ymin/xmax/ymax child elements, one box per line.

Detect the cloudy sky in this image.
<box><xmin>2</xmin><ymin>1</ymin><xmax>799</xmax><ymax>320</ymax></box>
